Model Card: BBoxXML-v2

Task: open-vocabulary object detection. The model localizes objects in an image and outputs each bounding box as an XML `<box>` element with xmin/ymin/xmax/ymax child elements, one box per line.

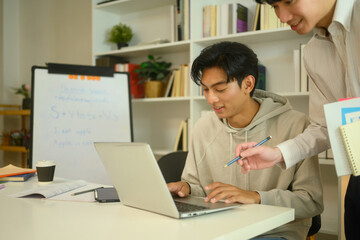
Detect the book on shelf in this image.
<box><xmin>181</xmin><ymin>64</ymin><xmax>189</xmax><ymax>97</ymax></box>
<box><xmin>299</xmin><ymin>44</ymin><xmax>309</xmax><ymax>92</ymax></box>
<box><xmin>267</xmin><ymin>4</ymin><xmax>278</xmax><ymax>29</ymax></box>
<box><xmin>203</xmin><ymin>5</ymin><xmax>211</xmax><ymax>37</ymax></box>
<box><xmin>234</xmin><ymin>3</ymin><xmax>248</xmax><ymax>33</ymax></box>
<box><xmin>210</xmin><ymin>5</ymin><xmax>217</xmax><ymax>37</ymax></box>
<box><xmin>203</xmin><ymin>2</ymin><xmax>258</xmax><ymax>37</ymax></box>
<box><xmin>252</xmin><ymin>4</ymin><xmax>261</xmax><ymax>31</ymax></box>
<box><xmin>0</xmin><ymin>172</ymin><xmax>35</xmax><ymax>182</ymax></box>
<box><xmin>171</xmin><ymin>69</ymin><xmax>181</xmax><ymax>97</ymax></box>
<box><xmin>163</xmin><ymin>71</ymin><xmax>176</xmax><ymax>97</ymax></box>
<box><xmin>205</xmin><ymin>3</ymin><xmax>248</xmax><ymax>36</ymax></box>
<box><xmin>256</xmin><ymin>64</ymin><xmax>266</xmax><ymax>90</ymax></box>
<box><xmin>0</xmin><ymin>164</ymin><xmax>36</xmax><ymax>178</ymax></box>
<box><xmin>173</xmin><ymin>119</ymin><xmax>188</xmax><ymax>151</ymax></box>
<box><xmin>258</xmin><ymin>3</ymin><xmax>285</xmax><ymax>31</ymax></box>
<box><xmin>115</xmin><ymin>63</ymin><xmax>145</xmax><ymax>99</ymax></box>
<box><xmin>167</xmin><ymin>64</ymin><xmax>189</xmax><ymax>98</ymax></box>
<box><xmin>219</xmin><ymin>3</ymin><xmax>230</xmax><ymax>36</ymax></box>
<box><xmin>183</xmin><ymin>119</ymin><xmax>188</xmax><ymax>152</ymax></box>
<box><xmin>174</xmin><ymin>0</ymin><xmax>190</xmax><ymax>41</ymax></box>
<box><xmin>183</xmin><ymin>0</ymin><xmax>190</xmax><ymax>40</ymax></box>
<box><xmin>339</xmin><ymin>120</ymin><xmax>360</xmax><ymax>176</ymax></box>
<box><xmin>95</xmin><ymin>56</ymin><xmax>128</xmax><ymax>68</ymax></box>
<box><xmin>170</xmin><ymin>4</ymin><xmax>176</xmax><ymax>42</ymax></box>
<box><xmin>216</xmin><ymin>4</ymin><xmax>221</xmax><ymax>36</ymax></box>
<box><xmin>324</xmin><ymin>97</ymin><xmax>360</xmax><ymax>176</ymax></box>
<box><xmin>292</xmin><ymin>44</ymin><xmax>309</xmax><ymax>92</ymax></box>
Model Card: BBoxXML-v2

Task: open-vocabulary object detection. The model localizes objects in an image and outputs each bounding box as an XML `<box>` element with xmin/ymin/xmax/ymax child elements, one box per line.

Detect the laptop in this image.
<box><xmin>94</xmin><ymin>142</ymin><xmax>240</xmax><ymax>219</ymax></box>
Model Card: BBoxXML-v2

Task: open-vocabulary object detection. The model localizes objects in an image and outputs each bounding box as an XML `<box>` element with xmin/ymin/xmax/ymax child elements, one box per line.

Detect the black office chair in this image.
<box><xmin>157</xmin><ymin>151</ymin><xmax>188</xmax><ymax>183</ymax></box>
<box><xmin>306</xmin><ymin>215</ymin><xmax>321</xmax><ymax>240</ymax></box>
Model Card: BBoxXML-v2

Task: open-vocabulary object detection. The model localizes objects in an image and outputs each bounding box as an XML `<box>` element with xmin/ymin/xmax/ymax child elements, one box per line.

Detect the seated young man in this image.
<box><xmin>167</xmin><ymin>41</ymin><xmax>323</xmax><ymax>240</ymax></box>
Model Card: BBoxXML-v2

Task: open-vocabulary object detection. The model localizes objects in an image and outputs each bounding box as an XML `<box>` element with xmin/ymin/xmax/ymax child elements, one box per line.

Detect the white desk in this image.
<box><xmin>0</xmin><ymin>177</ymin><xmax>294</xmax><ymax>240</ymax></box>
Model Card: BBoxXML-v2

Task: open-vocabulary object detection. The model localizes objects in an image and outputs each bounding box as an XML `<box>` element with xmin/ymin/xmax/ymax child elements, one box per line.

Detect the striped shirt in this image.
<box><xmin>278</xmin><ymin>0</ymin><xmax>360</xmax><ymax>168</ymax></box>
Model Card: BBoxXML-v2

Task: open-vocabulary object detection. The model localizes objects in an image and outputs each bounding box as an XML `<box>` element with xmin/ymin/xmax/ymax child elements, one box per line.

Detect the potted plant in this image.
<box><xmin>135</xmin><ymin>55</ymin><xmax>172</xmax><ymax>98</ymax></box>
<box><xmin>14</xmin><ymin>84</ymin><xmax>31</xmax><ymax>109</ymax></box>
<box><xmin>108</xmin><ymin>23</ymin><xmax>133</xmax><ymax>49</ymax></box>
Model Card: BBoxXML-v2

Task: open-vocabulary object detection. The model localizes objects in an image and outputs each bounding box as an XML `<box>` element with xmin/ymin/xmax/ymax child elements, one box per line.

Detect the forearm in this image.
<box><xmin>277</xmin><ymin>122</ymin><xmax>330</xmax><ymax>169</ymax></box>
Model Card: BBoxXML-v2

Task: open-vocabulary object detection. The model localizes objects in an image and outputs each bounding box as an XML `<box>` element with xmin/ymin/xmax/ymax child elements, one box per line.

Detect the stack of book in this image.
<box><xmin>115</xmin><ymin>63</ymin><xmax>145</xmax><ymax>98</ymax></box>
<box><xmin>170</xmin><ymin>0</ymin><xmax>190</xmax><ymax>41</ymax></box>
<box><xmin>203</xmin><ymin>3</ymin><xmax>248</xmax><ymax>37</ymax></box>
<box><xmin>201</xmin><ymin>2</ymin><xmax>287</xmax><ymax>38</ymax></box>
<box><xmin>257</xmin><ymin>4</ymin><xmax>287</xmax><ymax>31</ymax></box>
<box><xmin>0</xmin><ymin>164</ymin><xmax>36</xmax><ymax>182</ymax></box>
<box><xmin>173</xmin><ymin>119</ymin><xmax>188</xmax><ymax>151</ymax></box>
<box><xmin>95</xmin><ymin>55</ymin><xmax>128</xmax><ymax>68</ymax></box>
<box><xmin>163</xmin><ymin>64</ymin><xmax>189</xmax><ymax>98</ymax></box>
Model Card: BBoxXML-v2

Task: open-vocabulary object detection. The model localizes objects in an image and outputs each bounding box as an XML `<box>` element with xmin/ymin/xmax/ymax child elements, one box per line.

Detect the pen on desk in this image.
<box><xmin>223</xmin><ymin>136</ymin><xmax>272</xmax><ymax>168</ymax></box>
<box><xmin>0</xmin><ymin>184</ymin><xmax>5</xmax><ymax>190</ymax></box>
<box><xmin>71</xmin><ymin>187</ymin><xmax>103</xmax><ymax>196</ymax></box>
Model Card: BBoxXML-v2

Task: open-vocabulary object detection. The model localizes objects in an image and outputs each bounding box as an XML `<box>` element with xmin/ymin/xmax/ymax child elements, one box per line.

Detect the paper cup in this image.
<box><xmin>36</xmin><ymin>160</ymin><xmax>56</xmax><ymax>184</ymax></box>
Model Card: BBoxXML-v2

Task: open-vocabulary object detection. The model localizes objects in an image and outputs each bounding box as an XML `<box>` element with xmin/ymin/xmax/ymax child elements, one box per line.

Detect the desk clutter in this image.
<box><xmin>0</xmin><ymin>164</ymin><xmax>106</xmax><ymax>202</ymax></box>
<box><xmin>9</xmin><ymin>179</ymin><xmax>105</xmax><ymax>202</ymax></box>
<box><xmin>0</xmin><ymin>164</ymin><xmax>36</xmax><ymax>182</ymax></box>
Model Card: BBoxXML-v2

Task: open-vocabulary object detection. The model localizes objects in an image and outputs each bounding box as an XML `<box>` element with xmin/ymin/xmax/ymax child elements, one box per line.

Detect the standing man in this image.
<box><xmin>236</xmin><ymin>0</ymin><xmax>360</xmax><ymax>239</ymax></box>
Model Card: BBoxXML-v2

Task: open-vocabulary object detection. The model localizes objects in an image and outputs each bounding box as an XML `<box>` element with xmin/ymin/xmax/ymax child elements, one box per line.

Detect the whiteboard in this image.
<box><xmin>30</xmin><ymin>65</ymin><xmax>133</xmax><ymax>185</ymax></box>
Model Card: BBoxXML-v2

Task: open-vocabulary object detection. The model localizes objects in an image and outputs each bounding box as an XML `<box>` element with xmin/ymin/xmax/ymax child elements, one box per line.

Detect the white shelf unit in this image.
<box><xmin>92</xmin><ymin>0</ymin><xmax>340</xmax><ymax>237</ymax></box>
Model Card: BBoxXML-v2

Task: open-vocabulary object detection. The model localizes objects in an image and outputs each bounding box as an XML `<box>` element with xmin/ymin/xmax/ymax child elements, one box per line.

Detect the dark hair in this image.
<box><xmin>191</xmin><ymin>41</ymin><xmax>259</xmax><ymax>96</ymax></box>
<box><xmin>255</xmin><ymin>0</ymin><xmax>281</xmax><ymax>4</ymax></box>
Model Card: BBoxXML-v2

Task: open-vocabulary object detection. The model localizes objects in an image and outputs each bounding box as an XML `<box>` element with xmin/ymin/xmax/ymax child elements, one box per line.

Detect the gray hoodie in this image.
<box><xmin>182</xmin><ymin>90</ymin><xmax>324</xmax><ymax>240</ymax></box>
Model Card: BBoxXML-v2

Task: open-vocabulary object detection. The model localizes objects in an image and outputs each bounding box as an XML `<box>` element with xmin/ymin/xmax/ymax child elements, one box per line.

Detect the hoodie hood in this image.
<box><xmin>221</xmin><ymin>89</ymin><xmax>293</xmax><ymax>134</ymax></box>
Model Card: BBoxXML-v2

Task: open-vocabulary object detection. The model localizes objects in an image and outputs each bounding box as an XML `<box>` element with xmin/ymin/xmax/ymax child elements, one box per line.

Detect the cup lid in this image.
<box><xmin>36</xmin><ymin>160</ymin><xmax>56</xmax><ymax>167</ymax></box>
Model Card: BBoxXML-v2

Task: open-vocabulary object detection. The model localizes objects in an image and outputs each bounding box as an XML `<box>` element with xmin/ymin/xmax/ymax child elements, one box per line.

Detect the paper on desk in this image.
<box><xmin>48</xmin><ymin>184</ymin><xmax>104</xmax><ymax>202</ymax></box>
<box><xmin>9</xmin><ymin>180</ymin><xmax>100</xmax><ymax>202</ymax></box>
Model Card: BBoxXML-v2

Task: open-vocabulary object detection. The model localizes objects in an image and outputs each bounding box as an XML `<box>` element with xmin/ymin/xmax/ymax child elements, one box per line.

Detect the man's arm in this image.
<box><xmin>236</xmin><ymin>118</ymin><xmax>330</xmax><ymax>172</ymax></box>
<box><xmin>236</xmin><ymin>73</ymin><xmax>332</xmax><ymax>172</ymax></box>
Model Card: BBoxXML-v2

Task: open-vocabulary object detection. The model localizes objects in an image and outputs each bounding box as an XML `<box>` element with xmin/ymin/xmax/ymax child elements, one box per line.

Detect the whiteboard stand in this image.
<box><xmin>30</xmin><ymin>63</ymin><xmax>133</xmax><ymax>185</ymax></box>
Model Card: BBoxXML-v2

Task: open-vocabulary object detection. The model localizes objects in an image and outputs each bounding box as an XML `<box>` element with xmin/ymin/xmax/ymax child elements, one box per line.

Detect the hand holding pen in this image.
<box><xmin>224</xmin><ymin>136</ymin><xmax>272</xmax><ymax>168</ymax></box>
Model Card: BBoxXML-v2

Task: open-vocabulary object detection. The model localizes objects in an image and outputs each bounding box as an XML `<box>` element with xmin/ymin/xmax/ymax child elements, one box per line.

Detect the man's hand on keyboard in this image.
<box><xmin>204</xmin><ymin>182</ymin><xmax>261</xmax><ymax>204</ymax></box>
<box><xmin>167</xmin><ymin>181</ymin><xmax>190</xmax><ymax>197</ymax></box>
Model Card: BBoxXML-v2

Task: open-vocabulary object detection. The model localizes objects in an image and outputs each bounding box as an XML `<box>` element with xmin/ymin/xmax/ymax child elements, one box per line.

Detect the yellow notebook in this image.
<box><xmin>339</xmin><ymin>121</ymin><xmax>360</xmax><ymax>176</ymax></box>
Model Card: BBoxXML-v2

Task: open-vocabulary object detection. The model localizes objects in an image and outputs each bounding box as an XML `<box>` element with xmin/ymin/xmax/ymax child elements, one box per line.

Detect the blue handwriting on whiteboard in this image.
<box><xmin>50</xmin><ymin>105</ymin><xmax>120</xmax><ymax>121</ymax></box>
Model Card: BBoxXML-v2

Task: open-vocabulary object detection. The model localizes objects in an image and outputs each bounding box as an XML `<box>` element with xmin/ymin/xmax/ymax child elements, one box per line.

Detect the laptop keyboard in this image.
<box><xmin>174</xmin><ymin>201</ymin><xmax>209</xmax><ymax>213</ymax></box>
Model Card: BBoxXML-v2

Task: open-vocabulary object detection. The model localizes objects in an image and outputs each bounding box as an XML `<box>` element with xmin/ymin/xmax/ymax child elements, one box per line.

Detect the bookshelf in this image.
<box><xmin>92</xmin><ymin>0</ymin><xmax>340</xmax><ymax>237</ymax></box>
<box><xmin>0</xmin><ymin>105</ymin><xmax>30</xmax><ymax>168</ymax></box>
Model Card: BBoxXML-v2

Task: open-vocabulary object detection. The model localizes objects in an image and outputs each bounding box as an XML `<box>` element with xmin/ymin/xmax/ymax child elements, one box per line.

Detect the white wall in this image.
<box><xmin>1</xmin><ymin>0</ymin><xmax>92</xmax><ymax>166</ymax></box>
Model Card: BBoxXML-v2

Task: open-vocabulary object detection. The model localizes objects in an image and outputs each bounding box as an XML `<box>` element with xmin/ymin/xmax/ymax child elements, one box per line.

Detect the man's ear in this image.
<box><xmin>242</xmin><ymin>75</ymin><xmax>255</xmax><ymax>93</ymax></box>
